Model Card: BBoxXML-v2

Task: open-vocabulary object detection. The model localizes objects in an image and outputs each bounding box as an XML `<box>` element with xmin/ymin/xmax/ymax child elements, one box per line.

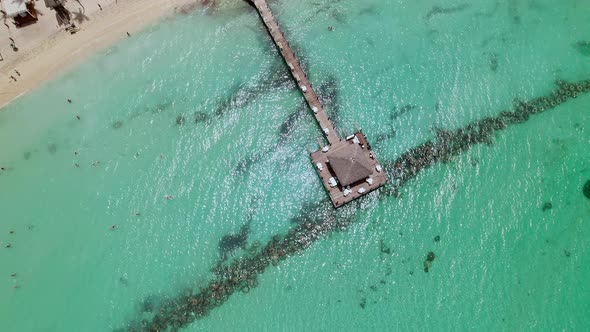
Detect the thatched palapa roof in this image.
<box><xmin>327</xmin><ymin>143</ymin><xmax>372</xmax><ymax>186</ymax></box>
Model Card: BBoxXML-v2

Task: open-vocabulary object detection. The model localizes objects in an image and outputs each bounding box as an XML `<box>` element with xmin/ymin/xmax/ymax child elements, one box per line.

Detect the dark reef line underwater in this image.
<box><xmin>118</xmin><ymin>78</ymin><xmax>590</xmax><ymax>332</ymax></box>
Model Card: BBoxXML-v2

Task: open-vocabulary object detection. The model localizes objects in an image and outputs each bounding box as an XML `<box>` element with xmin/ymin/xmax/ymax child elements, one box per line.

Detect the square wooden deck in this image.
<box><xmin>310</xmin><ymin>132</ymin><xmax>387</xmax><ymax>208</ymax></box>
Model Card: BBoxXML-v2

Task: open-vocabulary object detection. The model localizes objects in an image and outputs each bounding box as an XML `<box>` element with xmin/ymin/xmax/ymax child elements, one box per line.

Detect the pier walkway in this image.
<box><xmin>248</xmin><ymin>0</ymin><xmax>387</xmax><ymax>208</ymax></box>
<box><xmin>249</xmin><ymin>0</ymin><xmax>339</xmax><ymax>144</ymax></box>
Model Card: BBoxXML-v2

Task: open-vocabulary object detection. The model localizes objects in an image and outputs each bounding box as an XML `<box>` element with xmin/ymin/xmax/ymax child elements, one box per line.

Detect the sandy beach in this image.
<box><xmin>0</xmin><ymin>0</ymin><xmax>198</xmax><ymax>108</ymax></box>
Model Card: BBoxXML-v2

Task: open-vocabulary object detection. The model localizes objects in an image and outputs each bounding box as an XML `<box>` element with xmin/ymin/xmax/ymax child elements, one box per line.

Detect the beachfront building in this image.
<box><xmin>1</xmin><ymin>0</ymin><xmax>38</xmax><ymax>27</ymax></box>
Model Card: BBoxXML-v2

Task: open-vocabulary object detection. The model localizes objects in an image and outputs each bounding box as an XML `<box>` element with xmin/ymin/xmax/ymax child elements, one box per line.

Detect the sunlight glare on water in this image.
<box><xmin>0</xmin><ymin>0</ymin><xmax>589</xmax><ymax>331</ymax></box>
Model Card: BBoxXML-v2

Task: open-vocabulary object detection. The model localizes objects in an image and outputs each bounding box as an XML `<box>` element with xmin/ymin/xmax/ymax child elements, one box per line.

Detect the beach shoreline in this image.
<box><xmin>0</xmin><ymin>0</ymin><xmax>198</xmax><ymax>109</ymax></box>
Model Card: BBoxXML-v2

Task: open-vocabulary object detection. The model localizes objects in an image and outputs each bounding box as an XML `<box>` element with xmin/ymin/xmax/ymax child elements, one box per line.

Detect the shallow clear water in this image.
<box><xmin>1</xmin><ymin>0</ymin><xmax>589</xmax><ymax>331</ymax></box>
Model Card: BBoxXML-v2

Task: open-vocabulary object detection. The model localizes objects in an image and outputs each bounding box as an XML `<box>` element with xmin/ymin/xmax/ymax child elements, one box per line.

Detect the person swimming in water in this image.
<box><xmin>109</xmin><ymin>224</ymin><xmax>117</xmax><ymax>230</ymax></box>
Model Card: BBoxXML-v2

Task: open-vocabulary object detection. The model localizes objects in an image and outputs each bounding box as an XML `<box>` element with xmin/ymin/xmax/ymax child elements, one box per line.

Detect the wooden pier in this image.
<box><xmin>249</xmin><ymin>0</ymin><xmax>387</xmax><ymax>208</ymax></box>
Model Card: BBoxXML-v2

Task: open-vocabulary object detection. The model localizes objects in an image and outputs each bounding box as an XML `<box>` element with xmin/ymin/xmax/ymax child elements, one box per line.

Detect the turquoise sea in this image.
<box><xmin>1</xmin><ymin>0</ymin><xmax>589</xmax><ymax>330</ymax></box>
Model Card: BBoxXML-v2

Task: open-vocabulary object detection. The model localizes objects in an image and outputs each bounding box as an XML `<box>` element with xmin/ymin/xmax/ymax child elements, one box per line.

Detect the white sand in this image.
<box><xmin>0</xmin><ymin>0</ymin><xmax>198</xmax><ymax>108</ymax></box>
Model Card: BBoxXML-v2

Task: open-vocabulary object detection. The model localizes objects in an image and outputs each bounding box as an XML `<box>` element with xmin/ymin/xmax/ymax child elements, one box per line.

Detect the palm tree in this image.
<box><xmin>72</xmin><ymin>8</ymin><xmax>89</xmax><ymax>24</ymax></box>
<box><xmin>75</xmin><ymin>0</ymin><xmax>86</xmax><ymax>13</ymax></box>
<box><xmin>1</xmin><ymin>9</ymin><xmax>9</xmax><ymax>29</ymax></box>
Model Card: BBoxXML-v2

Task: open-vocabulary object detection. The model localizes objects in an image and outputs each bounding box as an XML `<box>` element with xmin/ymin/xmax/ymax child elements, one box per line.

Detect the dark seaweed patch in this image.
<box><xmin>279</xmin><ymin>104</ymin><xmax>306</xmax><ymax>138</ymax></box>
<box><xmin>298</xmin><ymin>0</ymin><xmax>347</xmax><ymax>25</ymax></box>
<box><xmin>234</xmin><ymin>151</ymin><xmax>266</xmax><ymax>176</ymax></box>
<box><xmin>583</xmin><ymin>180</ymin><xmax>590</xmax><ymax>199</ymax></box>
<box><xmin>194</xmin><ymin>112</ymin><xmax>210</xmax><ymax>124</ymax></box>
<box><xmin>359</xmin><ymin>5</ymin><xmax>377</xmax><ymax>16</ymax></box>
<box><xmin>508</xmin><ymin>0</ymin><xmax>520</xmax><ymax>24</ymax></box>
<box><xmin>374</xmin><ymin>126</ymin><xmax>396</xmax><ymax>146</ymax></box>
<box><xmin>391</xmin><ymin>104</ymin><xmax>418</xmax><ymax>120</ymax></box>
<box><xmin>213</xmin><ymin>82</ymin><xmax>253</xmax><ymax>117</ymax></box>
<box><xmin>112</xmin><ymin>121</ymin><xmax>124</xmax><ymax>129</ymax></box>
<box><xmin>379</xmin><ymin>240</ymin><xmax>392</xmax><ymax>255</ymax></box>
<box><xmin>512</xmin><ymin>15</ymin><xmax>520</xmax><ymax>24</ymax></box>
<box><xmin>317</xmin><ymin>75</ymin><xmax>341</xmax><ymax>127</ymax></box>
<box><xmin>488</xmin><ymin>52</ymin><xmax>499</xmax><ymax>72</ymax></box>
<box><xmin>542</xmin><ymin>202</ymin><xmax>552</xmax><ymax>212</ymax></box>
<box><xmin>47</xmin><ymin>143</ymin><xmax>58</xmax><ymax>155</ymax></box>
<box><xmin>150</xmin><ymin>102</ymin><xmax>173</xmax><ymax>114</ymax></box>
<box><xmin>301</xmin><ymin>0</ymin><xmax>346</xmax><ymax>26</ymax></box>
<box><xmin>317</xmin><ymin>76</ymin><xmax>339</xmax><ymax>107</ymax></box>
<box><xmin>232</xmin><ymin>113</ymin><xmax>303</xmax><ymax>176</ymax></box>
<box><xmin>434</xmin><ymin>235</ymin><xmax>440</xmax><ymax>242</ymax></box>
<box><xmin>119</xmin><ymin>275</ymin><xmax>129</xmax><ymax>286</ymax></box>
<box><xmin>218</xmin><ymin>222</ymin><xmax>251</xmax><ymax>261</ymax></box>
<box><xmin>528</xmin><ymin>0</ymin><xmax>544</xmax><ymax>12</ymax></box>
<box><xmin>474</xmin><ymin>2</ymin><xmax>500</xmax><ymax>18</ymax></box>
<box><xmin>359</xmin><ymin>297</ymin><xmax>367</xmax><ymax>309</ymax></box>
<box><xmin>175</xmin><ymin>115</ymin><xmax>186</xmax><ymax>126</ymax></box>
<box><xmin>211</xmin><ymin>63</ymin><xmax>292</xmax><ymax>120</ymax></box>
<box><xmin>374</xmin><ymin>104</ymin><xmax>420</xmax><ymax>146</ymax></box>
<box><xmin>574</xmin><ymin>41</ymin><xmax>590</xmax><ymax>57</ymax></box>
<box><xmin>425</xmin><ymin>4</ymin><xmax>470</xmax><ymax>20</ymax></box>
<box><xmin>218</xmin><ymin>197</ymin><xmax>261</xmax><ymax>261</ymax></box>
<box><xmin>423</xmin><ymin>252</ymin><xmax>436</xmax><ymax>272</ymax></box>
<box><xmin>330</xmin><ymin>10</ymin><xmax>346</xmax><ymax>24</ymax></box>
<box><xmin>23</xmin><ymin>151</ymin><xmax>31</xmax><ymax>160</ymax></box>
<box><xmin>480</xmin><ymin>32</ymin><xmax>509</xmax><ymax>49</ymax></box>
<box><xmin>427</xmin><ymin>252</ymin><xmax>435</xmax><ymax>262</ymax></box>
